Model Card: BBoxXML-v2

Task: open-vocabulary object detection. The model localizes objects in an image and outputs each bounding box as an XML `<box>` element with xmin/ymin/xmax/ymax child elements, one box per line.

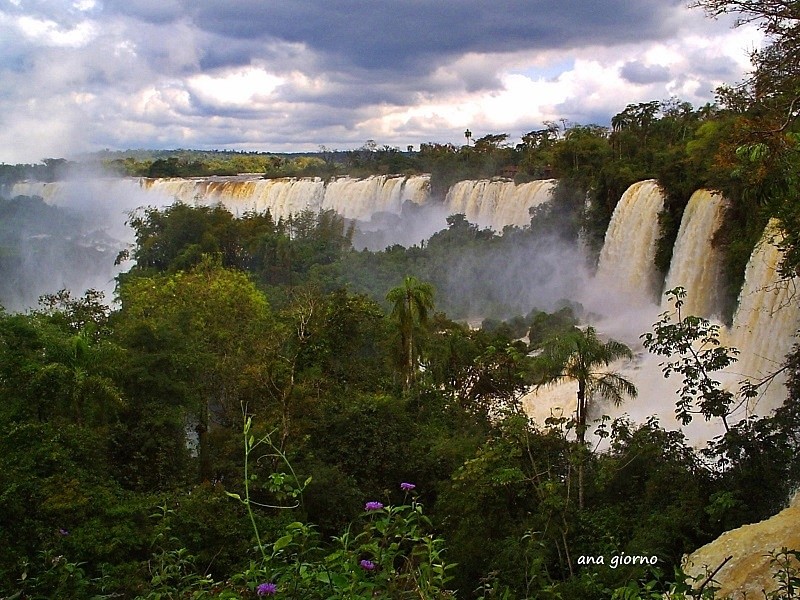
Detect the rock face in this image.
<box><xmin>683</xmin><ymin>492</ymin><xmax>800</xmax><ymax>598</ymax></box>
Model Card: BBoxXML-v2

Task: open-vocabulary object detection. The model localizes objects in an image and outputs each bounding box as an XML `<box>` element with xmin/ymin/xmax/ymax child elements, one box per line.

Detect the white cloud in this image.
<box><xmin>0</xmin><ymin>1</ymin><xmax>768</xmax><ymax>162</ymax></box>
<box><xmin>187</xmin><ymin>67</ymin><xmax>284</xmax><ymax>108</ymax></box>
<box><xmin>73</xmin><ymin>0</ymin><xmax>97</xmax><ymax>10</ymax></box>
<box><xmin>16</xmin><ymin>16</ymin><xmax>98</xmax><ymax>48</ymax></box>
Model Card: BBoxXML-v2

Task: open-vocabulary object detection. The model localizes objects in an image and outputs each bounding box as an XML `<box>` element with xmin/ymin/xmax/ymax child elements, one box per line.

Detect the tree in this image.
<box><xmin>425</xmin><ymin>315</ymin><xmax>530</xmax><ymax>416</ymax></box>
<box><xmin>117</xmin><ymin>256</ymin><xmax>274</xmax><ymax>482</ymax></box>
<box><xmin>533</xmin><ymin>326</ymin><xmax>637</xmax><ymax>508</ymax></box>
<box><xmin>690</xmin><ymin>0</ymin><xmax>800</xmax><ymax>93</ymax></box>
<box><xmin>473</xmin><ymin>133</ymin><xmax>509</xmax><ymax>153</ymax></box>
<box><xmin>641</xmin><ymin>287</ymin><xmax>751</xmax><ymax>432</ymax></box>
<box><xmin>386</xmin><ymin>276</ymin><xmax>435</xmax><ymax>391</ymax></box>
<box><xmin>691</xmin><ymin>0</ymin><xmax>800</xmax><ymax>279</ymax></box>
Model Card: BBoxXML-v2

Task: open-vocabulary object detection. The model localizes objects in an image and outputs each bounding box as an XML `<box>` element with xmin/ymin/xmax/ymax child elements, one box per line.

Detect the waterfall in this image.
<box><xmin>727</xmin><ymin>219</ymin><xmax>800</xmax><ymax>411</ymax></box>
<box><xmin>662</xmin><ymin>189</ymin><xmax>727</xmax><ymax>318</ymax></box>
<box><xmin>595</xmin><ymin>180</ymin><xmax>665</xmax><ymax>304</ymax></box>
<box><xmin>14</xmin><ymin>174</ymin><xmax>561</xmax><ymax>233</ymax></box>
<box><xmin>443</xmin><ymin>179</ymin><xmax>555</xmax><ymax>230</ymax></box>
<box><xmin>322</xmin><ymin>175</ymin><xmax>429</xmax><ymax>220</ymax></box>
<box><xmin>139</xmin><ymin>175</ymin><xmax>431</xmax><ymax>222</ymax></box>
<box><xmin>141</xmin><ymin>177</ymin><xmax>328</xmax><ymax>215</ymax></box>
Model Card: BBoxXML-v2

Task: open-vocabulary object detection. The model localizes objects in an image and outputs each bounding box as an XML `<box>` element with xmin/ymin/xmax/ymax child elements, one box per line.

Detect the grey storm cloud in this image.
<box><xmin>0</xmin><ymin>0</ymin><xmax>759</xmax><ymax>161</ymax></box>
<box><xmin>620</xmin><ymin>61</ymin><xmax>672</xmax><ymax>84</ymax></box>
<box><xmin>103</xmin><ymin>0</ymin><xmax>687</xmax><ymax>73</ymax></box>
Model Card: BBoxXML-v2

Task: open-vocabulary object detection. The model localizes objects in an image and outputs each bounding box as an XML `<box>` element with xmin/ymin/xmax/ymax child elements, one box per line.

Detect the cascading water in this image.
<box><xmin>322</xmin><ymin>175</ymin><xmax>429</xmax><ymax>220</ymax></box>
<box><xmin>595</xmin><ymin>180</ymin><xmax>665</xmax><ymax>305</ymax></box>
<box><xmin>204</xmin><ymin>178</ymin><xmax>326</xmax><ymax>216</ymax></box>
<box><xmin>14</xmin><ymin>175</ymin><xmax>559</xmax><ymax>232</ymax></box>
<box><xmin>527</xmin><ymin>182</ymin><xmax>798</xmax><ymax>442</ymax></box>
<box><xmin>140</xmin><ymin>175</ymin><xmax>430</xmax><ymax>222</ymax></box>
<box><xmin>444</xmin><ymin>179</ymin><xmax>555</xmax><ymax>230</ymax></box>
<box><xmin>727</xmin><ymin>219</ymin><xmax>800</xmax><ymax>411</ymax></box>
<box><xmin>662</xmin><ymin>189</ymin><xmax>727</xmax><ymax>318</ymax></box>
<box><xmin>8</xmin><ymin>174</ymin><xmax>799</xmax><ymax>431</ymax></box>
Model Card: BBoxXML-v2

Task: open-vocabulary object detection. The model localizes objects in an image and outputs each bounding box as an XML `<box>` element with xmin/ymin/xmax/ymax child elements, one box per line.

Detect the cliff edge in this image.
<box><xmin>683</xmin><ymin>491</ymin><xmax>800</xmax><ymax>598</ymax></box>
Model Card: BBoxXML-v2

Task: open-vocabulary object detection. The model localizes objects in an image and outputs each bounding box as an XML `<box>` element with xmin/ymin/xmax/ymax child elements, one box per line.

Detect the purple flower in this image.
<box><xmin>257</xmin><ymin>582</ymin><xmax>277</xmax><ymax>596</ymax></box>
<box><xmin>364</xmin><ymin>501</ymin><xmax>384</xmax><ymax>511</ymax></box>
<box><xmin>400</xmin><ymin>482</ymin><xmax>416</xmax><ymax>491</ymax></box>
<box><xmin>360</xmin><ymin>559</ymin><xmax>376</xmax><ymax>571</ymax></box>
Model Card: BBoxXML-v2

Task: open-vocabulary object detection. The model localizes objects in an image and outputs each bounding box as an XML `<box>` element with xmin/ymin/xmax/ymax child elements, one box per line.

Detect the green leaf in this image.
<box><xmin>273</xmin><ymin>534</ymin><xmax>294</xmax><ymax>550</ymax></box>
<box><xmin>316</xmin><ymin>572</ymin><xmax>331</xmax><ymax>584</ymax></box>
<box><xmin>225</xmin><ymin>491</ymin><xmax>242</xmax><ymax>501</ymax></box>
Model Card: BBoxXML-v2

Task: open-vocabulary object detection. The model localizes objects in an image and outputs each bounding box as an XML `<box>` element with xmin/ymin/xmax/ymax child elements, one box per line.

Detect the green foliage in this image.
<box><xmin>231</xmin><ymin>502</ymin><xmax>456</xmax><ymax>599</ymax></box>
<box><xmin>215</xmin><ymin>417</ymin><xmax>458</xmax><ymax>599</ymax></box>
<box><xmin>533</xmin><ymin>326</ymin><xmax>637</xmax><ymax>446</ymax></box>
<box><xmin>13</xmin><ymin>550</ymin><xmax>114</xmax><ymax>600</ymax></box>
<box><xmin>6</xmin><ymin>30</ymin><xmax>800</xmax><ymax>595</ymax></box>
<box><xmin>116</xmin><ymin>257</ymin><xmax>275</xmax><ymax>482</ymax></box>
<box><xmin>701</xmin><ymin>395</ymin><xmax>800</xmax><ymax>529</ymax></box>
<box><xmin>123</xmin><ymin>202</ymin><xmax>354</xmax><ymax>293</ymax></box>
<box><xmin>386</xmin><ymin>276</ymin><xmax>435</xmax><ymax>389</ymax></box>
<box><xmin>527</xmin><ymin>306</ymin><xmax>580</xmax><ymax>350</ymax></box>
<box><xmin>641</xmin><ymin>287</ymin><xmax>750</xmax><ymax>429</ymax></box>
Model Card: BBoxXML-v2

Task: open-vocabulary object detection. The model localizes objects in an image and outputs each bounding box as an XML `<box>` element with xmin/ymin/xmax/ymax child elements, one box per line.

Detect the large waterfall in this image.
<box><xmin>727</xmin><ymin>220</ymin><xmax>800</xmax><ymax>410</ymax></box>
<box><xmin>595</xmin><ymin>180</ymin><xmax>665</xmax><ymax>304</ymax></box>
<box><xmin>662</xmin><ymin>189</ymin><xmax>727</xmax><ymax>318</ymax></box>
<box><xmin>443</xmin><ymin>179</ymin><xmax>556</xmax><ymax>230</ymax></box>
<box><xmin>525</xmin><ymin>181</ymin><xmax>798</xmax><ymax>436</ymax></box>
<box><xmin>12</xmin><ymin>175</ymin><xmax>556</xmax><ymax>232</ymax></box>
<box><xmin>139</xmin><ymin>175</ymin><xmax>431</xmax><ymax>221</ymax></box>
<box><xmin>12</xmin><ymin>175</ymin><xmax>431</xmax><ymax>223</ymax></box>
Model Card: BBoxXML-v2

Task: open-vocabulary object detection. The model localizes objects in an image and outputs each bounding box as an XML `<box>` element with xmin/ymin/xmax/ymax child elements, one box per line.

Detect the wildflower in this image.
<box><xmin>257</xmin><ymin>582</ymin><xmax>277</xmax><ymax>596</ymax></box>
<box><xmin>360</xmin><ymin>559</ymin><xmax>376</xmax><ymax>571</ymax></box>
<box><xmin>400</xmin><ymin>482</ymin><xmax>416</xmax><ymax>491</ymax></box>
<box><xmin>58</xmin><ymin>528</ymin><xmax>69</xmax><ymax>536</ymax></box>
<box><xmin>364</xmin><ymin>501</ymin><xmax>384</xmax><ymax>511</ymax></box>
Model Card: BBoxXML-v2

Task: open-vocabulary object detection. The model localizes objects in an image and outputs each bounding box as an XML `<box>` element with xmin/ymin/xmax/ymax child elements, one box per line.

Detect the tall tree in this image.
<box><xmin>533</xmin><ymin>326</ymin><xmax>637</xmax><ymax>508</ymax></box>
<box><xmin>117</xmin><ymin>256</ymin><xmax>274</xmax><ymax>481</ymax></box>
<box><xmin>386</xmin><ymin>276</ymin><xmax>435</xmax><ymax>391</ymax></box>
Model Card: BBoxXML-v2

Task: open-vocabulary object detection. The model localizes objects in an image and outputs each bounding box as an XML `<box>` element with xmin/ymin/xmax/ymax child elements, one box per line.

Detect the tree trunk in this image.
<box><xmin>577</xmin><ymin>379</ymin><xmax>586</xmax><ymax>510</ymax></box>
<box><xmin>197</xmin><ymin>403</ymin><xmax>211</xmax><ymax>482</ymax></box>
<box><xmin>405</xmin><ymin>293</ymin><xmax>414</xmax><ymax>391</ymax></box>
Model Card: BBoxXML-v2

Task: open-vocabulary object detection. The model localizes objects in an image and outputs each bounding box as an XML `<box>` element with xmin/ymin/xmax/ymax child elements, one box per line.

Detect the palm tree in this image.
<box><xmin>534</xmin><ymin>326</ymin><xmax>637</xmax><ymax>508</ymax></box>
<box><xmin>386</xmin><ymin>276</ymin><xmax>435</xmax><ymax>390</ymax></box>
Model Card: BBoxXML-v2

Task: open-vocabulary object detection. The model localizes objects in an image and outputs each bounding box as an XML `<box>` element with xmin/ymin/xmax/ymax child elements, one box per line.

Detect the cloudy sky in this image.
<box><xmin>0</xmin><ymin>0</ymin><xmax>764</xmax><ymax>163</ymax></box>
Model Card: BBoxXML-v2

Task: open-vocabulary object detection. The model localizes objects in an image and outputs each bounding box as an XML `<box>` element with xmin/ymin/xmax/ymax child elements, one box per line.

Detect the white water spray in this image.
<box><xmin>662</xmin><ymin>189</ymin><xmax>727</xmax><ymax>318</ymax></box>
<box><xmin>595</xmin><ymin>180</ymin><xmax>665</xmax><ymax>305</ymax></box>
<box><xmin>727</xmin><ymin>219</ymin><xmax>800</xmax><ymax>411</ymax></box>
<box><xmin>444</xmin><ymin>179</ymin><xmax>555</xmax><ymax>230</ymax></box>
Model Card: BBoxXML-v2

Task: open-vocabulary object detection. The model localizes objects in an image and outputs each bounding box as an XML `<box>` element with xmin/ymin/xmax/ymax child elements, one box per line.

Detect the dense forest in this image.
<box><xmin>2</xmin><ymin>0</ymin><xmax>800</xmax><ymax>598</ymax></box>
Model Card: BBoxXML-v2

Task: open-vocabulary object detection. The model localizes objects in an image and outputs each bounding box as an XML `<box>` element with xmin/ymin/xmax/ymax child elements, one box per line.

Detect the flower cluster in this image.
<box><xmin>364</xmin><ymin>501</ymin><xmax>384</xmax><ymax>511</ymax></box>
<box><xmin>400</xmin><ymin>482</ymin><xmax>415</xmax><ymax>491</ymax></box>
<box><xmin>257</xmin><ymin>582</ymin><xmax>277</xmax><ymax>596</ymax></box>
<box><xmin>359</xmin><ymin>559</ymin><xmax>376</xmax><ymax>571</ymax></box>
